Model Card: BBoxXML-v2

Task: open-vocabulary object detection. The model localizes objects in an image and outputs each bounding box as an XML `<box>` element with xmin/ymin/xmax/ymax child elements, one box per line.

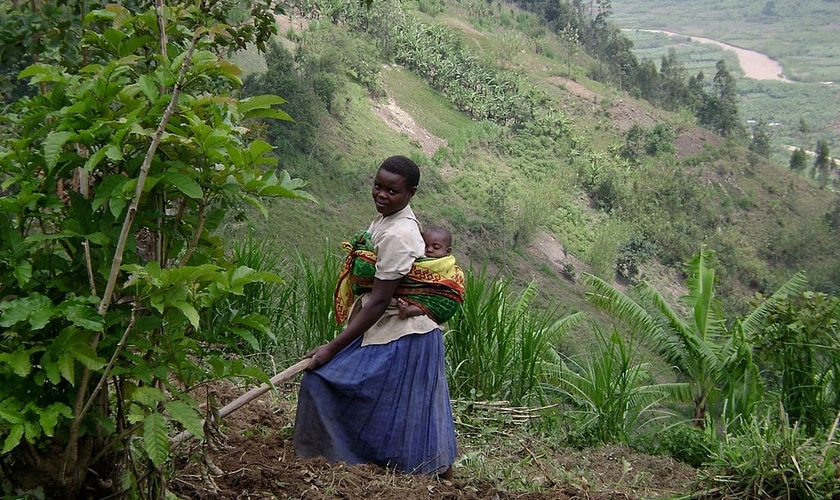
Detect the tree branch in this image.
<box><xmin>98</xmin><ymin>32</ymin><xmax>199</xmax><ymax>317</ymax></box>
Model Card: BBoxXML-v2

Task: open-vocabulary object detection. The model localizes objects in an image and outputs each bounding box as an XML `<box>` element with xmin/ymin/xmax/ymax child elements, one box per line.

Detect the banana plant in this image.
<box><xmin>583</xmin><ymin>248</ymin><xmax>806</xmax><ymax>430</ymax></box>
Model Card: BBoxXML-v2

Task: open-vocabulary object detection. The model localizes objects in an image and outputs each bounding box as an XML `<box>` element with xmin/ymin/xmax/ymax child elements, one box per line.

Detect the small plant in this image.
<box><xmin>698</xmin><ymin>405</ymin><xmax>840</xmax><ymax>499</ymax></box>
<box><xmin>546</xmin><ymin>326</ymin><xmax>674</xmax><ymax>447</ymax></box>
<box><xmin>446</xmin><ymin>269</ymin><xmax>584</xmax><ymax>405</ymax></box>
<box><xmin>563</xmin><ymin>262</ymin><xmax>577</xmax><ymax>280</ymax></box>
<box><xmin>634</xmin><ymin>423</ymin><xmax>716</xmax><ymax>467</ymax></box>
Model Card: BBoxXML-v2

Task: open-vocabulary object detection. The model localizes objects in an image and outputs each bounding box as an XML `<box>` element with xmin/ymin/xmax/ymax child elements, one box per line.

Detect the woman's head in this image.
<box><xmin>372</xmin><ymin>156</ymin><xmax>420</xmax><ymax>216</ymax></box>
<box><xmin>380</xmin><ymin>156</ymin><xmax>420</xmax><ymax>188</ymax></box>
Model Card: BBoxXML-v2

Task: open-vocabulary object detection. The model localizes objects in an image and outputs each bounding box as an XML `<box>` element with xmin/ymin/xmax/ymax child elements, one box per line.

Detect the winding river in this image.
<box><xmin>626</xmin><ymin>29</ymin><xmax>792</xmax><ymax>83</ymax></box>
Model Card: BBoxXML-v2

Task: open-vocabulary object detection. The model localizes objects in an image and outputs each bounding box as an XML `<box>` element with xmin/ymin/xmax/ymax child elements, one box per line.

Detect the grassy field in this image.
<box><xmin>611</xmin><ymin>0</ymin><xmax>840</xmax><ymax>83</ymax></box>
<box><xmin>622</xmin><ymin>29</ymin><xmax>840</xmax><ymax>163</ymax></box>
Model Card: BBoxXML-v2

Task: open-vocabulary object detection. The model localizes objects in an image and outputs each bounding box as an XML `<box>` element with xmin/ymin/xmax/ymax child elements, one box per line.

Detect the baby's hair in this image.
<box><xmin>424</xmin><ymin>226</ymin><xmax>452</xmax><ymax>247</ymax></box>
<box><xmin>379</xmin><ymin>155</ymin><xmax>420</xmax><ymax>188</ymax></box>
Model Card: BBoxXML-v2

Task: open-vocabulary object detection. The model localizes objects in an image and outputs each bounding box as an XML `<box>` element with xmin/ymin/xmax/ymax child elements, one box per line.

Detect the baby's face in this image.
<box><xmin>424</xmin><ymin>235</ymin><xmax>451</xmax><ymax>258</ymax></box>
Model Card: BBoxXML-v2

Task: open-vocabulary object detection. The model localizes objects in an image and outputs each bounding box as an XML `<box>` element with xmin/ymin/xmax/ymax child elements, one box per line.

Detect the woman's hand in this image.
<box><xmin>304</xmin><ymin>343</ymin><xmax>337</xmax><ymax>370</ymax></box>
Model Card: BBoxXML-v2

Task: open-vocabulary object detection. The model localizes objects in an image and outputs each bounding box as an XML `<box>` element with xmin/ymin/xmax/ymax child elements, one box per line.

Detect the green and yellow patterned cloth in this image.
<box><xmin>334</xmin><ymin>231</ymin><xmax>466</xmax><ymax>325</ymax></box>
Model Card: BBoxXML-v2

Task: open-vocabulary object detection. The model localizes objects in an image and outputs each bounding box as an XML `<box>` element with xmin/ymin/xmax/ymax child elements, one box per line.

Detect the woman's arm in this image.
<box><xmin>305</xmin><ymin>277</ymin><xmax>399</xmax><ymax>369</ymax></box>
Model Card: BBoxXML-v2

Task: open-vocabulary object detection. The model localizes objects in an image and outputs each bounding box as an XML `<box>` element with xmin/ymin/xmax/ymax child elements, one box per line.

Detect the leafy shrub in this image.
<box><xmin>756</xmin><ymin>291</ymin><xmax>840</xmax><ymax>435</ymax></box>
<box><xmin>635</xmin><ymin>424</ymin><xmax>715</xmax><ymax>467</ymax></box>
<box><xmin>547</xmin><ymin>327</ymin><xmax>674</xmax><ymax>447</ymax></box>
<box><xmin>616</xmin><ymin>235</ymin><xmax>657</xmax><ymax>283</ymax></box>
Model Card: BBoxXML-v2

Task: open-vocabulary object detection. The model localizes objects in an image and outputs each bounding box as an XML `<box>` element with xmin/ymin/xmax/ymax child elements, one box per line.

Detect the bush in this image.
<box><xmin>698</xmin><ymin>408</ymin><xmax>840</xmax><ymax>499</ymax></box>
<box><xmin>634</xmin><ymin>424</ymin><xmax>715</xmax><ymax>468</ymax></box>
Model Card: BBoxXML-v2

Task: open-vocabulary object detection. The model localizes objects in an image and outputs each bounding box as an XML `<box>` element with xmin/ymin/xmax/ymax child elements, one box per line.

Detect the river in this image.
<box><xmin>625</xmin><ymin>29</ymin><xmax>792</xmax><ymax>83</ymax></box>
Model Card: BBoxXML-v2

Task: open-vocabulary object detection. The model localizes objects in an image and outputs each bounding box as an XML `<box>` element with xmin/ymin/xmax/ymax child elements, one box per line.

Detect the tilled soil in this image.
<box><xmin>168</xmin><ymin>380</ymin><xmax>698</xmax><ymax>500</ymax></box>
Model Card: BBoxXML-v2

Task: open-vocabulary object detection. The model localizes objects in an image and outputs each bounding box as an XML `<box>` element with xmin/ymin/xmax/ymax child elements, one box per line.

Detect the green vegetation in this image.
<box><xmin>2</xmin><ymin>0</ymin><xmax>840</xmax><ymax>498</ymax></box>
<box><xmin>0</xmin><ymin>1</ymin><xmax>314</xmax><ymax>497</ymax></box>
<box><xmin>613</xmin><ymin>2</ymin><xmax>840</xmax><ymax>168</ymax></box>
<box><xmin>611</xmin><ymin>0</ymin><xmax>840</xmax><ymax>83</ymax></box>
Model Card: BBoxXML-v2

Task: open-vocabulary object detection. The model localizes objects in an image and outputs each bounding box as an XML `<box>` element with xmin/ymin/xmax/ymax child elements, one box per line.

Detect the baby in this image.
<box><xmin>397</xmin><ymin>226</ymin><xmax>453</xmax><ymax>319</ymax></box>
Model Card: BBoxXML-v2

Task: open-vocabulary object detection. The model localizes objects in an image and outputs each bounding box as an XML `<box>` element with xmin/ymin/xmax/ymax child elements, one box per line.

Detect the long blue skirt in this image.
<box><xmin>293</xmin><ymin>329</ymin><xmax>457</xmax><ymax>475</ymax></box>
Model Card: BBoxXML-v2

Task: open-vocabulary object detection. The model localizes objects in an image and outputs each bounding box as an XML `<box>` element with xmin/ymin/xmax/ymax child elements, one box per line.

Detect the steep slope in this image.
<box><xmin>241</xmin><ymin>0</ymin><xmax>840</xmax><ymax>321</ymax></box>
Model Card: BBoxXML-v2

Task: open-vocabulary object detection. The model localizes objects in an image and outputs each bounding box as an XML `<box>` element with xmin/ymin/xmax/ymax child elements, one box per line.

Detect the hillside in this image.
<box><xmin>2</xmin><ymin>2</ymin><xmax>838</xmax><ymax>498</ymax></box>
<box><xmin>236</xmin><ymin>0</ymin><xmax>840</xmax><ymax>318</ymax></box>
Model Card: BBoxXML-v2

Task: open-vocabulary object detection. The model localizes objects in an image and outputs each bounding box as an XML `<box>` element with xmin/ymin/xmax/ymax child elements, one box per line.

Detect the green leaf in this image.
<box><xmin>132</xmin><ymin>386</ymin><xmax>165</xmax><ymax>407</ymax></box>
<box><xmin>229</xmin><ymin>327</ymin><xmax>260</xmax><ymax>351</ymax></box>
<box><xmin>70</xmin><ymin>345</ymin><xmax>106</xmax><ymax>371</ymax></box>
<box><xmin>104</xmin><ymin>144</ymin><xmax>124</xmax><ymax>162</ymax></box>
<box><xmin>0</xmin><ymin>294</ymin><xmax>54</xmax><ymax>328</ymax></box>
<box><xmin>2</xmin><ymin>424</ymin><xmax>24</xmax><ymax>453</ymax></box>
<box><xmin>63</xmin><ymin>304</ymin><xmax>105</xmax><ymax>331</ymax></box>
<box><xmin>164</xmin><ymin>400</ymin><xmax>204</xmax><ymax>440</ymax></box>
<box><xmin>0</xmin><ymin>399</ymin><xmax>25</xmax><ymax>425</ymax></box>
<box><xmin>57</xmin><ymin>353</ymin><xmax>75</xmax><ymax>386</ymax></box>
<box><xmin>23</xmin><ymin>421</ymin><xmax>41</xmax><ymax>442</ymax></box>
<box><xmin>86</xmin><ymin>232</ymin><xmax>110</xmax><ymax>245</ymax></box>
<box><xmin>44</xmin><ymin>355</ymin><xmax>61</xmax><ymax>385</ymax></box>
<box><xmin>142</xmin><ymin>413</ymin><xmax>169</xmax><ymax>467</ymax></box>
<box><xmin>13</xmin><ymin>260</ymin><xmax>32</xmax><ymax>286</ymax></box>
<box><xmin>243</xmin><ymin>108</ymin><xmax>293</xmax><ymax>121</ymax></box>
<box><xmin>42</xmin><ymin>131</ymin><xmax>75</xmax><ymax>171</ymax></box>
<box><xmin>83</xmin><ymin>147</ymin><xmax>108</xmax><ymax>173</ymax></box>
<box><xmin>18</xmin><ymin>63</ymin><xmax>65</xmax><ymax>84</ymax></box>
<box><xmin>137</xmin><ymin>74</ymin><xmax>159</xmax><ymax>103</ymax></box>
<box><xmin>237</xmin><ymin>94</ymin><xmax>286</xmax><ymax>115</ymax></box>
<box><xmin>162</xmin><ymin>171</ymin><xmax>203</xmax><ymax>200</ymax></box>
<box><xmin>0</xmin><ymin>348</ymin><xmax>31</xmax><ymax>377</ymax></box>
<box><xmin>92</xmin><ymin>174</ymin><xmax>129</xmax><ymax>212</ymax></box>
<box><xmin>172</xmin><ymin>301</ymin><xmax>200</xmax><ymax>329</ymax></box>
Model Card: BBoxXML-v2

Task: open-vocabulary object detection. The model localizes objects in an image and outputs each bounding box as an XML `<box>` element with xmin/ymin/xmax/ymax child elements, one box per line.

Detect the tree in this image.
<box><xmin>658</xmin><ymin>48</ymin><xmax>690</xmax><ymax>111</ymax></box>
<box><xmin>0</xmin><ymin>2</ymin><xmax>314</xmax><ymax>497</ymax></box>
<box><xmin>710</xmin><ymin>60</ymin><xmax>742</xmax><ymax>137</ymax></box>
<box><xmin>798</xmin><ymin>115</ymin><xmax>810</xmax><ymax>133</ymax></box>
<box><xmin>789</xmin><ymin>147</ymin><xmax>808</xmax><ymax>171</ymax></box>
<box><xmin>749</xmin><ymin>118</ymin><xmax>772</xmax><ymax>157</ymax></box>
<box><xmin>813</xmin><ymin>139</ymin><xmax>831</xmax><ymax>187</ymax></box>
<box><xmin>561</xmin><ymin>23</ymin><xmax>581</xmax><ymax>78</ymax></box>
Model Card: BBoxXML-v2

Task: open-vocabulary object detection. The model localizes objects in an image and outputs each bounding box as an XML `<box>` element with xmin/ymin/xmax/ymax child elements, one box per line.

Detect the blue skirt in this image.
<box><xmin>293</xmin><ymin>329</ymin><xmax>457</xmax><ymax>475</ymax></box>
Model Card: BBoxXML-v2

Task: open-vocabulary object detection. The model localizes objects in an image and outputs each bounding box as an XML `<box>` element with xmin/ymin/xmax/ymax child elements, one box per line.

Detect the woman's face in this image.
<box><xmin>372</xmin><ymin>168</ymin><xmax>416</xmax><ymax>216</ymax></box>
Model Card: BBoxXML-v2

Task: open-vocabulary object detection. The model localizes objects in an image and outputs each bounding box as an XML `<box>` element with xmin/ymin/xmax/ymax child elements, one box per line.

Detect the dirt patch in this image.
<box><xmin>673</xmin><ymin>126</ymin><xmax>723</xmax><ymax>159</ymax></box>
<box><xmin>168</xmin><ymin>379</ymin><xmax>698</xmax><ymax>500</ymax></box>
<box><xmin>372</xmin><ymin>96</ymin><xmax>447</xmax><ymax>157</ymax></box>
<box><xmin>547</xmin><ymin>76</ymin><xmax>659</xmax><ymax>132</ymax></box>
<box><xmin>530</xmin><ymin>230</ymin><xmax>589</xmax><ymax>279</ymax></box>
<box><xmin>443</xmin><ymin>19</ymin><xmax>485</xmax><ymax>38</ymax></box>
<box><xmin>546</xmin><ymin>76</ymin><xmax>600</xmax><ymax>103</ymax></box>
<box><xmin>274</xmin><ymin>13</ymin><xmax>310</xmax><ymax>35</ymax></box>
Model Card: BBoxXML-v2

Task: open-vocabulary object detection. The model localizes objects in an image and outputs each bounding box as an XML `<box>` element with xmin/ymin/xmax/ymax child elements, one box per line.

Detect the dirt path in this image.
<box><xmin>626</xmin><ymin>29</ymin><xmax>792</xmax><ymax>82</ymax></box>
<box><xmin>371</xmin><ymin>96</ymin><xmax>447</xmax><ymax>157</ymax></box>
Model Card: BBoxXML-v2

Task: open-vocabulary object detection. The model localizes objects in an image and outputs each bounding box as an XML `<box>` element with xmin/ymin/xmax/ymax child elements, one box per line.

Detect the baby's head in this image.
<box><xmin>423</xmin><ymin>226</ymin><xmax>452</xmax><ymax>258</ymax></box>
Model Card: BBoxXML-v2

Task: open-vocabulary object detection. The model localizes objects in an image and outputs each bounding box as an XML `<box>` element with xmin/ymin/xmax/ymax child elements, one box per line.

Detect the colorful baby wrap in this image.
<box><xmin>333</xmin><ymin>231</ymin><xmax>466</xmax><ymax>325</ymax></box>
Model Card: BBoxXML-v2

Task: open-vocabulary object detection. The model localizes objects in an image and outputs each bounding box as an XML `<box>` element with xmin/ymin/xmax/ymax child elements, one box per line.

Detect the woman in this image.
<box><xmin>293</xmin><ymin>155</ymin><xmax>457</xmax><ymax>479</ymax></box>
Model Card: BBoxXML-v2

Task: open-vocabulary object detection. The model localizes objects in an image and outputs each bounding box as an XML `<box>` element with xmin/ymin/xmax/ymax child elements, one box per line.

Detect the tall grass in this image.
<box><xmin>270</xmin><ymin>244</ymin><xmax>344</xmax><ymax>364</ymax></box>
<box><xmin>205</xmin><ymin>236</ymin><xmax>344</xmax><ymax>370</ymax></box>
<box><xmin>445</xmin><ymin>268</ymin><xmax>583</xmax><ymax>405</ymax></box>
<box><xmin>699</xmin><ymin>404</ymin><xmax>840</xmax><ymax>499</ymax></box>
<box><xmin>204</xmin><ymin>235</ymin><xmax>288</xmax><ymax>355</ymax></box>
<box><xmin>545</xmin><ymin>326</ymin><xmax>675</xmax><ymax>447</ymax></box>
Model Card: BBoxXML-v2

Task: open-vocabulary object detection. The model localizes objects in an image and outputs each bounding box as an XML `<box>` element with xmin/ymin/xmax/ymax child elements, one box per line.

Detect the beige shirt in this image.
<box><xmin>359</xmin><ymin>205</ymin><xmax>438</xmax><ymax>346</ymax></box>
